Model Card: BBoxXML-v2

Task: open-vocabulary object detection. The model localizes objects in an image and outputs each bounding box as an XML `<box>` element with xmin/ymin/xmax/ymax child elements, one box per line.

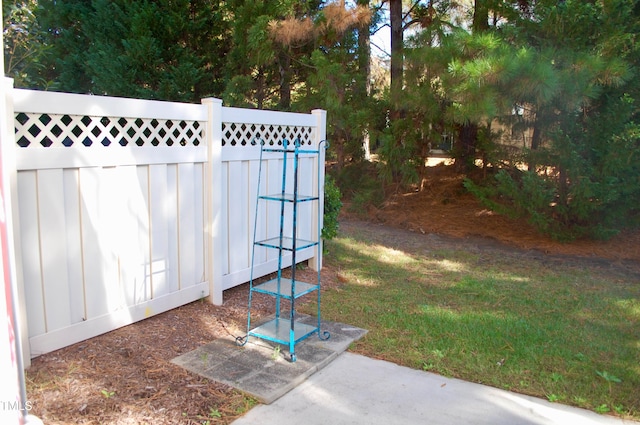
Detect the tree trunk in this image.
<box><xmin>357</xmin><ymin>0</ymin><xmax>372</xmax><ymax>160</ymax></box>
<box><xmin>256</xmin><ymin>67</ymin><xmax>265</xmax><ymax>110</ymax></box>
<box><xmin>335</xmin><ymin>133</ymin><xmax>346</xmax><ymax>173</ymax></box>
<box><xmin>389</xmin><ymin>0</ymin><xmax>403</xmax><ymax>120</ymax></box>
<box><xmin>472</xmin><ymin>0</ymin><xmax>489</xmax><ymax>32</ymax></box>
<box><xmin>278</xmin><ymin>49</ymin><xmax>291</xmax><ymax>110</ymax></box>
<box><xmin>453</xmin><ymin>0</ymin><xmax>489</xmax><ymax>172</ymax></box>
<box><xmin>456</xmin><ymin>122</ymin><xmax>478</xmax><ymax>172</ymax></box>
<box><xmin>528</xmin><ymin>117</ymin><xmax>542</xmax><ymax>171</ymax></box>
<box><xmin>558</xmin><ymin>165</ymin><xmax>568</xmax><ymax>214</ymax></box>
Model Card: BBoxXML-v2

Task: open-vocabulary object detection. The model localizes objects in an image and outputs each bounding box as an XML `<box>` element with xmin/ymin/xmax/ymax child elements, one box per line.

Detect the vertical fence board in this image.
<box><xmin>297</xmin><ymin>156</ymin><xmax>314</xmax><ymax>241</ymax></box>
<box><xmin>194</xmin><ymin>163</ymin><xmax>205</xmax><ymax>282</ymax></box>
<box><xmin>178</xmin><ymin>163</ymin><xmax>196</xmax><ymax>289</ymax></box>
<box><xmin>37</xmin><ymin>169</ymin><xmax>72</xmax><ymax>331</ymax></box>
<box><xmin>265</xmin><ymin>159</ymin><xmax>282</xmax><ymax>262</ymax></box>
<box><xmin>193</xmin><ymin>163</ymin><xmax>205</xmax><ymax>284</ymax></box>
<box><xmin>136</xmin><ymin>165</ymin><xmax>151</xmax><ymax>303</ymax></box>
<box><xmin>80</xmin><ymin>167</ymin><xmax>120</xmax><ymax>319</ymax></box>
<box><xmin>149</xmin><ymin>164</ymin><xmax>169</xmax><ymax>298</ymax></box>
<box><xmin>248</xmin><ymin>160</ymin><xmax>265</xmax><ymax>264</ymax></box>
<box><xmin>227</xmin><ymin>161</ymin><xmax>249</xmax><ymax>272</ymax></box>
<box><xmin>117</xmin><ymin>165</ymin><xmax>151</xmax><ymax>306</ymax></box>
<box><xmin>282</xmin><ymin>155</ymin><xmax>295</xmax><ymax>239</ymax></box>
<box><xmin>17</xmin><ymin>171</ymin><xmax>45</xmax><ymax>337</ymax></box>
<box><xmin>166</xmin><ymin>164</ymin><xmax>180</xmax><ymax>293</ymax></box>
<box><xmin>102</xmin><ymin>167</ymin><xmax>130</xmax><ymax>310</ymax></box>
<box><xmin>220</xmin><ymin>162</ymin><xmax>230</xmax><ymax>275</ymax></box>
<box><xmin>62</xmin><ymin>169</ymin><xmax>86</xmax><ymax>324</ymax></box>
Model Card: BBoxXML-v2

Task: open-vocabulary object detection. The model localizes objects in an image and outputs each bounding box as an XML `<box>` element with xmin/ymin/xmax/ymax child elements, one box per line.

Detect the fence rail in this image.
<box><xmin>2</xmin><ymin>81</ymin><xmax>326</xmax><ymax>362</ymax></box>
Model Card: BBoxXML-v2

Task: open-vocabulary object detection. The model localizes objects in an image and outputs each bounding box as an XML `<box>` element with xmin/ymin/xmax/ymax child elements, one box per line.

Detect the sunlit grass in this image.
<box><xmin>306</xmin><ymin>230</ymin><xmax>640</xmax><ymax>420</ymax></box>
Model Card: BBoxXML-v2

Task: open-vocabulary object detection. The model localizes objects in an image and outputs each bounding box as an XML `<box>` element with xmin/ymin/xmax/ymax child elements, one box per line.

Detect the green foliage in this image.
<box><xmin>221</xmin><ymin>4</ymin><xmax>289</xmax><ymax>109</ymax></box>
<box><xmin>322</xmin><ymin>175</ymin><xmax>342</xmax><ymax>240</ymax></box>
<box><xmin>335</xmin><ymin>161</ymin><xmax>385</xmax><ymax>215</ymax></box>
<box><xmin>83</xmin><ymin>0</ymin><xmax>226</xmax><ymax>101</ymax></box>
<box><xmin>3</xmin><ymin>0</ymin><xmax>54</xmax><ymax>88</ymax></box>
<box><xmin>28</xmin><ymin>0</ymin><xmax>229</xmax><ymax>99</ymax></box>
<box><xmin>376</xmin><ymin>118</ymin><xmax>423</xmax><ymax>187</ymax></box>
<box><xmin>465</xmin><ymin>91</ymin><xmax>640</xmax><ymax>240</ymax></box>
<box><xmin>298</xmin><ymin>41</ymin><xmax>373</xmax><ymax>169</ymax></box>
<box><xmin>222</xmin><ymin>75</ymin><xmax>256</xmax><ymax>108</ymax></box>
<box><xmin>456</xmin><ymin>0</ymin><xmax>640</xmax><ymax>240</ymax></box>
<box><xmin>7</xmin><ymin>0</ymin><xmax>640</xmax><ymax>241</ymax></box>
<box><xmin>465</xmin><ymin>170</ymin><xmax>559</xmax><ymax>237</ymax></box>
<box><xmin>100</xmin><ymin>389</ymin><xmax>115</xmax><ymax>399</ymax></box>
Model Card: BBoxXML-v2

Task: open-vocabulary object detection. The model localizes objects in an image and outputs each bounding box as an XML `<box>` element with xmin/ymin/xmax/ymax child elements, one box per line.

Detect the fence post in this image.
<box><xmin>309</xmin><ymin>109</ymin><xmax>327</xmax><ymax>272</ymax></box>
<box><xmin>202</xmin><ymin>98</ymin><xmax>224</xmax><ymax>305</ymax></box>
<box><xmin>1</xmin><ymin>78</ymin><xmax>32</xmax><ymax>368</ymax></box>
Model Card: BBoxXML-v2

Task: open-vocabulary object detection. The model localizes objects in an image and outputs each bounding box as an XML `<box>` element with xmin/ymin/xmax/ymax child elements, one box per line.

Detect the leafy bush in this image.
<box><xmin>322</xmin><ymin>175</ymin><xmax>342</xmax><ymax>240</ymax></box>
<box><xmin>465</xmin><ymin>169</ymin><xmax>558</xmax><ymax>233</ymax></box>
<box><xmin>465</xmin><ymin>136</ymin><xmax>640</xmax><ymax>240</ymax></box>
<box><xmin>376</xmin><ymin>118</ymin><xmax>422</xmax><ymax>187</ymax></box>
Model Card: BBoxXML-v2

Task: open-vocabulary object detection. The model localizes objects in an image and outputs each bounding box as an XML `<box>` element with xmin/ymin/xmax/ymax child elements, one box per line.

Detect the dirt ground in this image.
<box><xmin>367</xmin><ymin>162</ymin><xmax>640</xmax><ymax>263</ymax></box>
<box><xmin>25</xmin><ymin>164</ymin><xmax>640</xmax><ymax>424</ymax></box>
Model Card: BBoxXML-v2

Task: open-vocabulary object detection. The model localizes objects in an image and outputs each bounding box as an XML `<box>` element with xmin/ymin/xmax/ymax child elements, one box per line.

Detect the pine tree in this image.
<box><xmin>36</xmin><ymin>0</ymin><xmax>229</xmax><ymax>101</ymax></box>
<box><xmin>462</xmin><ymin>0</ymin><xmax>640</xmax><ymax>239</ymax></box>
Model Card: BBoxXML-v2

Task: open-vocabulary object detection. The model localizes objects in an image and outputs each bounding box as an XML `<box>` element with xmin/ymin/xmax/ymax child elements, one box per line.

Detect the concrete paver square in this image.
<box><xmin>171</xmin><ymin>319</ymin><xmax>367</xmax><ymax>404</ymax></box>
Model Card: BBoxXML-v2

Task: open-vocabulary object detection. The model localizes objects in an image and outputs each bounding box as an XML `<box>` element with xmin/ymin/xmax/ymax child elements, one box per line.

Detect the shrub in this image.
<box><xmin>322</xmin><ymin>175</ymin><xmax>342</xmax><ymax>240</ymax></box>
<box><xmin>335</xmin><ymin>161</ymin><xmax>385</xmax><ymax>216</ymax></box>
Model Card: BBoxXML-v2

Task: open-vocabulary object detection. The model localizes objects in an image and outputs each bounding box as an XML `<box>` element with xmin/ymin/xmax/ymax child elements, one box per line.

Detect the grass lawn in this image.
<box><xmin>306</xmin><ymin>224</ymin><xmax>640</xmax><ymax>420</ymax></box>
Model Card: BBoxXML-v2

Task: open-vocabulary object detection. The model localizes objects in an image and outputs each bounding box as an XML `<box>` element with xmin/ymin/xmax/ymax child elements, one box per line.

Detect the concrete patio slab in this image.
<box><xmin>231</xmin><ymin>352</ymin><xmax>639</xmax><ymax>425</ymax></box>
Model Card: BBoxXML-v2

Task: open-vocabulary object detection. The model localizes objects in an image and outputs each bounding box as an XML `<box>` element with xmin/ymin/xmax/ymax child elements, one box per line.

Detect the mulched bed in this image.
<box><xmin>26</xmin><ymin>290</ymin><xmax>250</xmax><ymax>424</ymax></box>
<box><xmin>25</xmin><ymin>266</ymin><xmax>342</xmax><ymax>425</ymax></box>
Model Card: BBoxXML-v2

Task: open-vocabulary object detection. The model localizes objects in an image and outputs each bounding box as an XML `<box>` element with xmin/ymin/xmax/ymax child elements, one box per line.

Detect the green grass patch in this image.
<box><xmin>307</xmin><ymin>229</ymin><xmax>640</xmax><ymax>420</ymax></box>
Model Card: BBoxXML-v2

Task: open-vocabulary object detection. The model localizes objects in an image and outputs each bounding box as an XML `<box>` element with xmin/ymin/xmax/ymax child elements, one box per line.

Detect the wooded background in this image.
<box><xmin>4</xmin><ymin>0</ymin><xmax>640</xmax><ymax>239</ymax></box>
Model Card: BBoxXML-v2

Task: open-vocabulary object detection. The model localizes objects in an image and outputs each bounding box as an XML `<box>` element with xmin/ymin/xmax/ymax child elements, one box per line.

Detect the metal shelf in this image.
<box><xmin>241</xmin><ymin>139</ymin><xmax>330</xmax><ymax>362</ymax></box>
<box><xmin>259</xmin><ymin>193</ymin><xmax>318</xmax><ymax>203</ymax></box>
<box><xmin>262</xmin><ymin>147</ymin><xmax>320</xmax><ymax>154</ymax></box>
<box><xmin>255</xmin><ymin>236</ymin><xmax>318</xmax><ymax>251</ymax></box>
<box><xmin>248</xmin><ymin>318</ymin><xmax>318</xmax><ymax>346</ymax></box>
<box><xmin>253</xmin><ymin>278</ymin><xmax>318</xmax><ymax>299</ymax></box>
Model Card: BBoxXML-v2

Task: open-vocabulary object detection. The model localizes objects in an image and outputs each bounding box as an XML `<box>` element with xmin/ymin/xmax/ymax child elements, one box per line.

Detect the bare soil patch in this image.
<box><xmin>26</xmin><ymin>164</ymin><xmax>639</xmax><ymax>424</ymax></box>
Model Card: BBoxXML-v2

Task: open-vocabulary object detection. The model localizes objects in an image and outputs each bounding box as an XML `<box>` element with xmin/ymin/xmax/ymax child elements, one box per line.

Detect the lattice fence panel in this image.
<box><xmin>222</xmin><ymin>122</ymin><xmax>314</xmax><ymax>147</ymax></box>
<box><xmin>14</xmin><ymin>113</ymin><xmax>204</xmax><ymax>148</ymax></box>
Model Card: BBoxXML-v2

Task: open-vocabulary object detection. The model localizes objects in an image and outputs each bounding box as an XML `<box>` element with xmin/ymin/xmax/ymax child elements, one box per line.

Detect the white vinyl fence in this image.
<box><xmin>2</xmin><ymin>80</ymin><xmax>326</xmax><ymax>361</ymax></box>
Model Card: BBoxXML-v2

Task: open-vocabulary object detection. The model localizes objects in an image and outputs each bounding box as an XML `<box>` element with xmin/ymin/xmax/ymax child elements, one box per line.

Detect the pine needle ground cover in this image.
<box><xmin>311</xmin><ymin>222</ymin><xmax>640</xmax><ymax>420</ymax></box>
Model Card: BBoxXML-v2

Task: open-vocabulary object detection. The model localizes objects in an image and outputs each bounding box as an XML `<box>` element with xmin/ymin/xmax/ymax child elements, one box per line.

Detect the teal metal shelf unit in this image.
<box><xmin>237</xmin><ymin>138</ymin><xmax>329</xmax><ymax>362</ymax></box>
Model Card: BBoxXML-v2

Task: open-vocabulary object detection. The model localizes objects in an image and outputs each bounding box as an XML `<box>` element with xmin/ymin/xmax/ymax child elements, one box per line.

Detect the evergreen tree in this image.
<box><xmin>291</xmin><ymin>1</ymin><xmax>373</xmax><ymax>169</ymax></box>
<box><xmin>463</xmin><ymin>0</ymin><xmax>640</xmax><ymax>239</ymax></box>
<box><xmin>389</xmin><ymin>0</ymin><xmax>403</xmax><ymax>118</ymax></box>
<box><xmin>378</xmin><ymin>0</ymin><xmax>460</xmax><ymax>185</ymax></box>
<box><xmin>356</xmin><ymin>0</ymin><xmax>373</xmax><ymax>160</ymax></box>
<box><xmin>222</xmin><ymin>0</ymin><xmax>324</xmax><ymax>110</ymax></box>
<box><xmin>31</xmin><ymin>0</ymin><xmax>94</xmax><ymax>92</ymax></box>
<box><xmin>36</xmin><ymin>0</ymin><xmax>229</xmax><ymax>101</ymax></box>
